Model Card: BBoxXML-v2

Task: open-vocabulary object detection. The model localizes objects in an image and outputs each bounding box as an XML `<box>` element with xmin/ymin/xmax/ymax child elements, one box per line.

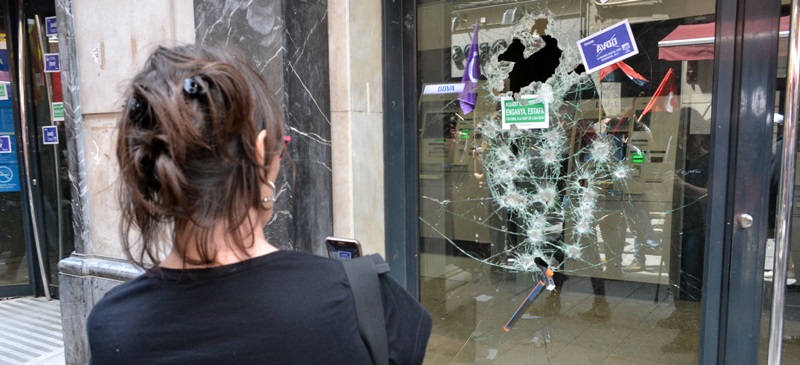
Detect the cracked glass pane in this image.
<box><xmin>417</xmin><ymin>1</ymin><xmax>718</xmax><ymax>363</ymax></box>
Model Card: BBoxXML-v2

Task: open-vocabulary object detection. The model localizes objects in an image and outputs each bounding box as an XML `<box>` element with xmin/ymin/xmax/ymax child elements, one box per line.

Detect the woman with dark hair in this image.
<box><xmin>86</xmin><ymin>45</ymin><xmax>431</xmax><ymax>364</ymax></box>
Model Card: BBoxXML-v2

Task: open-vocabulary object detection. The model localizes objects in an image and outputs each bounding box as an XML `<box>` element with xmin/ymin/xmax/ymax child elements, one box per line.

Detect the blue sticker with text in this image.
<box><xmin>0</xmin><ymin>135</ymin><xmax>16</xmax><ymax>165</ymax></box>
<box><xmin>0</xmin><ymin>164</ymin><xmax>20</xmax><ymax>192</ymax></box>
<box><xmin>45</xmin><ymin>16</ymin><xmax>58</xmax><ymax>37</ymax></box>
<box><xmin>44</xmin><ymin>53</ymin><xmax>60</xmax><ymax>73</ymax></box>
<box><xmin>0</xmin><ymin>135</ymin><xmax>10</xmax><ymax>153</ymax></box>
<box><xmin>43</xmin><ymin>126</ymin><xmax>58</xmax><ymax>145</ymax></box>
<box><xmin>577</xmin><ymin>19</ymin><xmax>639</xmax><ymax>74</ymax></box>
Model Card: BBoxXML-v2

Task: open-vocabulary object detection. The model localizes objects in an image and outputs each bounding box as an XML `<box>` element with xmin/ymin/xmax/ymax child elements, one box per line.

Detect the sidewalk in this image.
<box><xmin>0</xmin><ymin>297</ymin><xmax>65</xmax><ymax>365</ymax></box>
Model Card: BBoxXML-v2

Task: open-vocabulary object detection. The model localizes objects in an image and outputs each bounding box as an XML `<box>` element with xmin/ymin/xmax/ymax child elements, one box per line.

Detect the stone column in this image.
<box><xmin>329</xmin><ymin>0</ymin><xmax>386</xmax><ymax>255</ymax></box>
<box><xmin>56</xmin><ymin>1</ymin><xmax>195</xmax><ymax>364</ymax></box>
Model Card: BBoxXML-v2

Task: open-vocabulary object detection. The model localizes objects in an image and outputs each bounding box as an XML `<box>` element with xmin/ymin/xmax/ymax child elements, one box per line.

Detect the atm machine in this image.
<box><xmin>418</xmin><ymin>82</ymin><xmax>499</xmax><ymax>260</ymax></box>
<box><xmin>562</xmin><ymin>95</ymin><xmax>683</xmax><ymax>285</ymax></box>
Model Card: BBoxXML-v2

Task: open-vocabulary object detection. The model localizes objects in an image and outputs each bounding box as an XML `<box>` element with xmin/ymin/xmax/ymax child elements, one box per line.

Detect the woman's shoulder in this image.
<box><xmin>265</xmin><ymin>250</ymin><xmax>346</xmax><ymax>278</ymax></box>
<box><xmin>87</xmin><ymin>274</ymin><xmax>157</xmax><ymax>327</ymax></box>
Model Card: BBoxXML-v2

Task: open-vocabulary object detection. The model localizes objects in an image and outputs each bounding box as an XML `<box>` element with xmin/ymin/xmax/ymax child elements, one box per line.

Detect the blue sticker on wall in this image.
<box><xmin>0</xmin><ymin>164</ymin><xmax>20</xmax><ymax>192</ymax></box>
<box><xmin>44</xmin><ymin>53</ymin><xmax>60</xmax><ymax>73</ymax></box>
<box><xmin>43</xmin><ymin>126</ymin><xmax>58</xmax><ymax>145</ymax></box>
<box><xmin>0</xmin><ymin>134</ymin><xmax>17</xmax><ymax>165</ymax></box>
<box><xmin>0</xmin><ymin>135</ymin><xmax>10</xmax><ymax>153</ymax></box>
<box><xmin>577</xmin><ymin>19</ymin><xmax>639</xmax><ymax>74</ymax></box>
<box><xmin>45</xmin><ymin>16</ymin><xmax>58</xmax><ymax>37</ymax></box>
<box><xmin>0</xmin><ymin>135</ymin><xmax>14</xmax><ymax>165</ymax></box>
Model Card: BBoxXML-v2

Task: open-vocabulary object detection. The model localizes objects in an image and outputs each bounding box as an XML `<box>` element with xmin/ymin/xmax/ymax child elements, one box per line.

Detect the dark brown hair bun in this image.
<box><xmin>116</xmin><ymin>45</ymin><xmax>284</xmax><ymax>267</ymax></box>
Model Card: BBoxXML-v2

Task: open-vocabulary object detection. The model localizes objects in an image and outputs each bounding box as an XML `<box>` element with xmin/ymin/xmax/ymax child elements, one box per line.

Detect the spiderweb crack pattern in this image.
<box><xmin>421</xmin><ymin>8</ymin><xmax>637</xmax><ymax>281</ymax></box>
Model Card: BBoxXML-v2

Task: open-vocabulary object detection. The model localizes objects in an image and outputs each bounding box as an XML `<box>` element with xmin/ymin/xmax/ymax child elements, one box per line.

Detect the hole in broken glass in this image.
<box><xmin>498</xmin><ymin>35</ymin><xmax>562</xmax><ymax>93</ymax></box>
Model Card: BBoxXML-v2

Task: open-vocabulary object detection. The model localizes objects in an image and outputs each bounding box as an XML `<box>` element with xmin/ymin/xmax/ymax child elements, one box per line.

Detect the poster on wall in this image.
<box><xmin>0</xmin><ymin>133</ymin><xmax>19</xmax><ymax>193</ymax></box>
<box><xmin>500</xmin><ymin>96</ymin><xmax>550</xmax><ymax>130</ymax></box>
<box><xmin>0</xmin><ymin>36</ymin><xmax>18</xmax><ymax>192</ymax></box>
<box><xmin>577</xmin><ymin>19</ymin><xmax>639</xmax><ymax>74</ymax></box>
<box><xmin>0</xmin><ymin>164</ymin><xmax>20</xmax><ymax>193</ymax></box>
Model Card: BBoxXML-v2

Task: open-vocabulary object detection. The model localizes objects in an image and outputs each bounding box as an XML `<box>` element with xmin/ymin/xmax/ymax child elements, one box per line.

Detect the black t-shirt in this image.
<box><xmin>87</xmin><ymin>250</ymin><xmax>432</xmax><ymax>364</ymax></box>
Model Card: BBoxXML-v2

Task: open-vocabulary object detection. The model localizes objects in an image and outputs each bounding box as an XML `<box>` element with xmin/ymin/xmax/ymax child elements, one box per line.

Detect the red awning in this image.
<box><xmin>658</xmin><ymin>16</ymin><xmax>789</xmax><ymax>61</ymax></box>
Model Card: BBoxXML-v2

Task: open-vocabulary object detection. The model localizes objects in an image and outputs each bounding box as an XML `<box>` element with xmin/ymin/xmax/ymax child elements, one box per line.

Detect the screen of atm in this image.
<box><xmin>422</xmin><ymin>112</ymin><xmax>458</xmax><ymax>139</ymax></box>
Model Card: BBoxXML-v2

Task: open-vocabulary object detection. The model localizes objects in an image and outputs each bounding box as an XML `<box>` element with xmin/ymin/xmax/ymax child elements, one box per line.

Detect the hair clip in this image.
<box><xmin>183</xmin><ymin>77</ymin><xmax>204</xmax><ymax>95</ymax></box>
<box><xmin>128</xmin><ymin>96</ymin><xmax>154</xmax><ymax>128</ymax></box>
<box><xmin>129</xmin><ymin>97</ymin><xmax>142</xmax><ymax>113</ymax></box>
<box><xmin>129</xmin><ymin>96</ymin><xmax>146</xmax><ymax>120</ymax></box>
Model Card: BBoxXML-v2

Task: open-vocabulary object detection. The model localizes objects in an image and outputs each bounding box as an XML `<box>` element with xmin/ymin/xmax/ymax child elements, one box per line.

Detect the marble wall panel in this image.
<box><xmin>195</xmin><ymin>0</ymin><xmax>332</xmax><ymax>254</ymax></box>
<box><xmin>283</xmin><ymin>0</ymin><xmax>332</xmax><ymax>254</ymax></box>
<box><xmin>194</xmin><ymin>0</ymin><xmax>286</xmax><ymax>107</ymax></box>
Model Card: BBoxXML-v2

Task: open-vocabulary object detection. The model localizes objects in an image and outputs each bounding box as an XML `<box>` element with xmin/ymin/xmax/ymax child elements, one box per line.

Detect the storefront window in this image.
<box><xmin>0</xmin><ymin>9</ymin><xmax>29</xmax><ymax>288</ymax></box>
<box><xmin>417</xmin><ymin>1</ymin><xmax>718</xmax><ymax>363</ymax></box>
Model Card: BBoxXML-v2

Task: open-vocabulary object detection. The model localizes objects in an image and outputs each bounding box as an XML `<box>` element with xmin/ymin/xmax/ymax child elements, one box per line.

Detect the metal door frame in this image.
<box><xmin>704</xmin><ymin>0</ymin><xmax>782</xmax><ymax>362</ymax></box>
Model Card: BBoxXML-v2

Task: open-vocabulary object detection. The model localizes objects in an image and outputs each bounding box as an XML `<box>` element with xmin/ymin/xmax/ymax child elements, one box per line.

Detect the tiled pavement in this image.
<box><xmin>0</xmin><ymin>297</ymin><xmax>64</xmax><ymax>365</ymax></box>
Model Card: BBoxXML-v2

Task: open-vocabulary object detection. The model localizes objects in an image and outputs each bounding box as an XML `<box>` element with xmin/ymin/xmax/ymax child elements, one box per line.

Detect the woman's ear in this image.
<box><xmin>256</xmin><ymin>129</ymin><xmax>268</xmax><ymax>165</ymax></box>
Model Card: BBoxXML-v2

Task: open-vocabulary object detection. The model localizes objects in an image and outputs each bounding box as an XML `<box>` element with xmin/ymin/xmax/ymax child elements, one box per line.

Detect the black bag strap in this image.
<box><xmin>342</xmin><ymin>254</ymin><xmax>390</xmax><ymax>365</ymax></box>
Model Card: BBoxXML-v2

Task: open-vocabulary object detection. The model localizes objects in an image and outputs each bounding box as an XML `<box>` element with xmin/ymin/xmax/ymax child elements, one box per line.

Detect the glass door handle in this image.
<box><xmin>737</xmin><ymin>213</ymin><xmax>754</xmax><ymax>228</ymax></box>
<box><xmin>34</xmin><ymin>14</ymin><xmax>66</xmax><ymax>271</ymax></box>
<box><xmin>16</xmin><ymin>8</ymin><xmax>51</xmax><ymax>300</ymax></box>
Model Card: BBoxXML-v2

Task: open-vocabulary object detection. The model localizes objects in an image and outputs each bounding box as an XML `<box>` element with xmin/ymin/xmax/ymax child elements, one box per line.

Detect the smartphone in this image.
<box><xmin>325</xmin><ymin>237</ymin><xmax>362</xmax><ymax>260</ymax></box>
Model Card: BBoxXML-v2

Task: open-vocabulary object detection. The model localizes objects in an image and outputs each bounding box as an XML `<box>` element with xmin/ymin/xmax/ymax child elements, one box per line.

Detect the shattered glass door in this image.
<box><xmin>417</xmin><ymin>1</ymin><xmax>717</xmax><ymax>363</ymax></box>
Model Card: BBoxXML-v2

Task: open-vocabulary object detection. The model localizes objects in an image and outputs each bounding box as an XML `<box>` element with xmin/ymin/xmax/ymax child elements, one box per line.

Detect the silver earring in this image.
<box><xmin>261</xmin><ymin>181</ymin><xmax>276</xmax><ymax>205</ymax></box>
